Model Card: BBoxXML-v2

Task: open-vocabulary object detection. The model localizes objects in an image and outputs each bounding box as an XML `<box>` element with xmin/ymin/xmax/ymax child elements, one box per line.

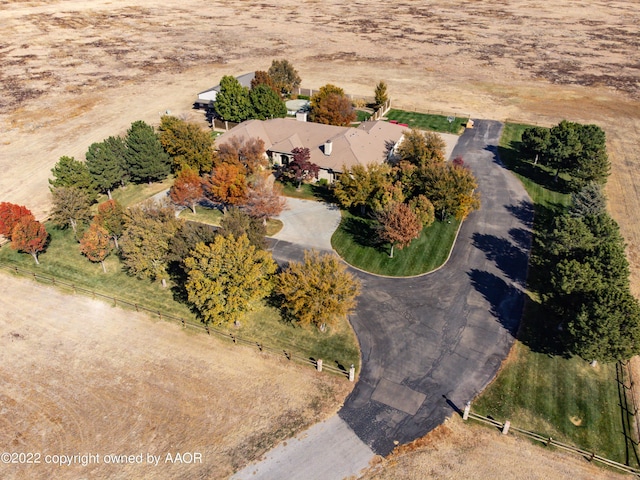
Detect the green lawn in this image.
<box><xmin>331</xmin><ymin>210</ymin><xmax>460</xmax><ymax>276</ymax></box>
<box><xmin>473</xmin><ymin>122</ymin><xmax>635</xmax><ymax>466</ymax></box>
<box><xmin>0</xmin><ymin>224</ymin><xmax>359</xmax><ymax>374</ymax></box>
<box><xmin>97</xmin><ymin>177</ymin><xmax>174</xmax><ymax>208</ymax></box>
<box><xmin>386</xmin><ymin>109</ymin><xmax>466</xmax><ymax>134</ymax></box>
<box><xmin>279</xmin><ymin>181</ymin><xmax>335</xmax><ymax>203</ymax></box>
<box><xmin>355</xmin><ymin>109</ymin><xmax>372</xmax><ymax>122</ymax></box>
<box><xmin>178</xmin><ymin>205</ymin><xmax>224</xmax><ymax>225</ymax></box>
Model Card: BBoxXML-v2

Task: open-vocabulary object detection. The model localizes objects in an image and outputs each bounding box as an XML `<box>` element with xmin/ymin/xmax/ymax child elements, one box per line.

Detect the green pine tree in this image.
<box><xmin>125</xmin><ymin>120</ymin><xmax>171</xmax><ymax>184</ymax></box>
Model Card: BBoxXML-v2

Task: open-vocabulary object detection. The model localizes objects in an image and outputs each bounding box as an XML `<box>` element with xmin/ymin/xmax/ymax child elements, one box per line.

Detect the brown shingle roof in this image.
<box><xmin>215</xmin><ymin>118</ymin><xmax>405</xmax><ymax>172</ymax></box>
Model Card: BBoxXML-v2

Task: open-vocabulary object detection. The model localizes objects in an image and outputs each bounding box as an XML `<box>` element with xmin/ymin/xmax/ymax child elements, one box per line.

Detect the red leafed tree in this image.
<box><xmin>283</xmin><ymin>147</ymin><xmax>320</xmax><ymax>188</ymax></box>
<box><xmin>0</xmin><ymin>202</ymin><xmax>33</xmax><ymax>240</ymax></box>
<box><xmin>376</xmin><ymin>202</ymin><xmax>421</xmax><ymax>258</ymax></box>
<box><xmin>452</xmin><ymin>155</ymin><xmax>466</xmax><ymax>168</ymax></box>
<box><xmin>204</xmin><ymin>163</ymin><xmax>248</xmax><ymax>207</ymax></box>
<box><xmin>244</xmin><ymin>177</ymin><xmax>288</xmax><ymax>224</ymax></box>
<box><xmin>80</xmin><ymin>221</ymin><xmax>111</xmax><ymax>273</ymax></box>
<box><xmin>169</xmin><ymin>166</ymin><xmax>203</xmax><ymax>214</ymax></box>
<box><xmin>11</xmin><ymin>216</ymin><xmax>48</xmax><ymax>264</ymax></box>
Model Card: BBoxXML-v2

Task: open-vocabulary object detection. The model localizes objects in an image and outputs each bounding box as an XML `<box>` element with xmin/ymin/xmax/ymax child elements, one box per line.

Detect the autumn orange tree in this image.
<box><xmin>309</xmin><ymin>84</ymin><xmax>356</xmax><ymax>126</ymax></box>
<box><xmin>80</xmin><ymin>221</ymin><xmax>111</xmax><ymax>273</ymax></box>
<box><xmin>251</xmin><ymin>70</ymin><xmax>279</xmax><ymax>95</ymax></box>
<box><xmin>95</xmin><ymin>199</ymin><xmax>126</xmax><ymax>250</ymax></box>
<box><xmin>169</xmin><ymin>166</ymin><xmax>203</xmax><ymax>214</ymax></box>
<box><xmin>11</xmin><ymin>216</ymin><xmax>48</xmax><ymax>264</ymax></box>
<box><xmin>216</xmin><ymin>136</ymin><xmax>267</xmax><ymax>175</ymax></box>
<box><xmin>204</xmin><ymin>163</ymin><xmax>248</xmax><ymax>207</ymax></box>
<box><xmin>0</xmin><ymin>202</ymin><xmax>33</xmax><ymax>240</ymax></box>
<box><xmin>376</xmin><ymin>202</ymin><xmax>422</xmax><ymax>258</ymax></box>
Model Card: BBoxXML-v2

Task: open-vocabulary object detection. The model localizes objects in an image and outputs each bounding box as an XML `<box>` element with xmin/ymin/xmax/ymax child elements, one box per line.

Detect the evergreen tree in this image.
<box><xmin>49</xmin><ymin>156</ymin><xmax>98</xmax><ymax>201</ymax></box>
<box><xmin>374</xmin><ymin>80</ymin><xmax>388</xmax><ymax>109</ymax></box>
<box><xmin>569</xmin><ymin>286</ymin><xmax>640</xmax><ymax>362</ymax></box>
<box><xmin>214</xmin><ymin>76</ymin><xmax>252</xmax><ymax>123</ymax></box>
<box><xmin>249</xmin><ymin>84</ymin><xmax>287</xmax><ymax>120</ymax></box>
<box><xmin>569</xmin><ymin>182</ymin><xmax>606</xmax><ymax>218</ymax></box>
<box><xmin>520</xmin><ymin>126</ymin><xmax>550</xmax><ymax>164</ymax></box>
<box><xmin>85</xmin><ymin>136</ymin><xmax>128</xmax><ymax>199</ymax></box>
<box><xmin>125</xmin><ymin>120</ymin><xmax>171</xmax><ymax>184</ymax></box>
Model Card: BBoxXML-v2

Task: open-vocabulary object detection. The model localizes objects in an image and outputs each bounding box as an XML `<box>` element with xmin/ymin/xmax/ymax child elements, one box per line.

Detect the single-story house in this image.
<box><xmin>195</xmin><ymin>72</ymin><xmax>256</xmax><ymax>108</ymax></box>
<box><xmin>215</xmin><ymin>117</ymin><xmax>407</xmax><ymax>182</ymax></box>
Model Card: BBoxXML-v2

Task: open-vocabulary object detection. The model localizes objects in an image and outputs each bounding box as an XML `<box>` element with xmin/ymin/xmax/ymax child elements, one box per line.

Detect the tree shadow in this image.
<box><xmin>496</xmin><ymin>145</ymin><xmax>572</xmax><ymax>194</ymax></box>
<box><xmin>469</xmin><ymin>269</ymin><xmax>570</xmax><ymax>356</ymax></box>
<box><xmin>509</xmin><ymin>227</ymin><xmax>533</xmax><ymax>252</ymax></box>
<box><xmin>471</xmin><ymin>233</ymin><xmax>529</xmax><ymax>287</ymax></box>
<box><xmin>342</xmin><ymin>214</ymin><xmax>384</xmax><ymax>251</ymax></box>
<box><xmin>309</xmin><ymin>183</ymin><xmax>337</xmax><ymax>203</ymax></box>
<box><xmin>467</xmin><ymin>269</ymin><xmax>522</xmax><ymax>337</ymax></box>
<box><xmin>505</xmin><ymin>199</ymin><xmax>534</xmax><ymax>228</ymax></box>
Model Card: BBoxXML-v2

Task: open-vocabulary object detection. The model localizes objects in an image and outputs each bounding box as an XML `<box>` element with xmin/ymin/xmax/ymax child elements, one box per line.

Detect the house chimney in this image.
<box><xmin>324</xmin><ymin>140</ymin><xmax>332</xmax><ymax>156</ymax></box>
<box><xmin>296</xmin><ymin>111</ymin><xmax>308</xmax><ymax>122</ymax></box>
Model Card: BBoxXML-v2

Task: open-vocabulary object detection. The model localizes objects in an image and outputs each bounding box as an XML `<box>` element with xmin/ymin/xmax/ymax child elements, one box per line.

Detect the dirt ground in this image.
<box><xmin>0</xmin><ymin>273</ymin><xmax>352</xmax><ymax>479</ymax></box>
<box><xmin>360</xmin><ymin>415</ymin><xmax>632</xmax><ymax>480</ymax></box>
<box><xmin>1</xmin><ymin>0</ymin><xmax>639</xmax><ymax>478</ymax></box>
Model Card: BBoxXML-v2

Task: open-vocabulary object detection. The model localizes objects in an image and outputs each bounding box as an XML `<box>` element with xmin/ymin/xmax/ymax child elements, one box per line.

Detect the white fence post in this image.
<box><xmin>317</xmin><ymin>359</ymin><xmax>323</xmax><ymax>372</ymax></box>
<box><xmin>502</xmin><ymin>420</ymin><xmax>511</xmax><ymax>435</ymax></box>
<box><xmin>349</xmin><ymin>364</ymin><xmax>355</xmax><ymax>382</ymax></box>
<box><xmin>463</xmin><ymin>401</ymin><xmax>471</xmax><ymax>420</ymax></box>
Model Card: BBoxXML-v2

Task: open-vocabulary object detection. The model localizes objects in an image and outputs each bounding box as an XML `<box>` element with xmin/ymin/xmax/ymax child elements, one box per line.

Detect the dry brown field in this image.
<box><xmin>1</xmin><ymin>0</ymin><xmax>639</xmax><ymax>478</ymax></box>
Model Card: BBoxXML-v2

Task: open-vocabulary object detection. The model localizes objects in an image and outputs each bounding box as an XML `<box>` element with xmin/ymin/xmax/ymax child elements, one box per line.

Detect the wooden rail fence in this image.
<box><xmin>462</xmin><ymin>403</ymin><xmax>640</xmax><ymax>477</ymax></box>
<box><xmin>0</xmin><ymin>262</ymin><xmax>354</xmax><ymax>380</ymax></box>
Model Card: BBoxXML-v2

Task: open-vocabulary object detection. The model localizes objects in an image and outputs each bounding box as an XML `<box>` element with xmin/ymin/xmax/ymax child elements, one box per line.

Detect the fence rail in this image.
<box><xmin>463</xmin><ymin>406</ymin><xmax>640</xmax><ymax>477</ymax></box>
<box><xmin>0</xmin><ymin>262</ymin><xmax>353</xmax><ymax>379</ymax></box>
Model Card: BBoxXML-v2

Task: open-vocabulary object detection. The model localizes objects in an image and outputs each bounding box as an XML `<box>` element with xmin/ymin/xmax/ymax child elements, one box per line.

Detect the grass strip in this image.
<box><xmin>474</xmin><ymin>122</ymin><xmax>634</xmax><ymax>466</ymax></box>
<box><xmin>386</xmin><ymin>109</ymin><xmax>466</xmax><ymax>134</ymax></box>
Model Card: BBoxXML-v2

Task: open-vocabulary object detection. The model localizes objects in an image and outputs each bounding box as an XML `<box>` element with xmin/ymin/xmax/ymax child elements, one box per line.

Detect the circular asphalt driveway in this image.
<box><xmin>268</xmin><ymin>120</ymin><xmax>533</xmax><ymax>458</ymax></box>
<box><xmin>338</xmin><ymin>120</ymin><xmax>533</xmax><ymax>455</ymax></box>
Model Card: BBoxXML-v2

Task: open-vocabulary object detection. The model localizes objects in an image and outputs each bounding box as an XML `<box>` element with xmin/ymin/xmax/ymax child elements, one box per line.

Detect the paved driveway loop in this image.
<box><xmin>244</xmin><ymin>121</ymin><xmax>533</xmax><ymax>479</ymax></box>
